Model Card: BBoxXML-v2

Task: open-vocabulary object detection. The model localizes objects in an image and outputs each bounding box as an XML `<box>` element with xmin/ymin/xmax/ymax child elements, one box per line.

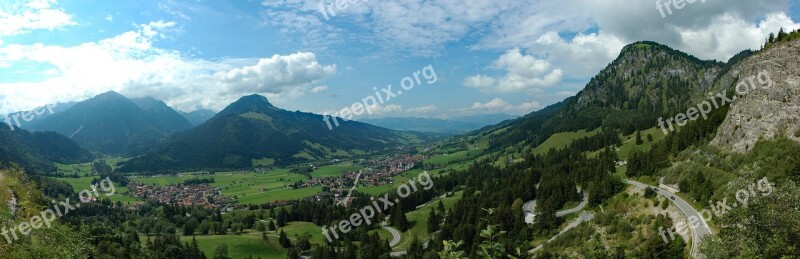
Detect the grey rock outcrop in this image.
<box><xmin>710</xmin><ymin>39</ymin><xmax>800</xmax><ymax>152</ymax></box>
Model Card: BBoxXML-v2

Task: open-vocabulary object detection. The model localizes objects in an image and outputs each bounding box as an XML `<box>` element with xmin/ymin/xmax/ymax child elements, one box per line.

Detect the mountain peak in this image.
<box><xmin>93</xmin><ymin>91</ymin><xmax>127</xmax><ymax>101</ymax></box>
<box><xmin>218</xmin><ymin>94</ymin><xmax>277</xmax><ymax>116</ymax></box>
<box><xmin>240</xmin><ymin>94</ymin><xmax>273</xmax><ymax>105</ymax></box>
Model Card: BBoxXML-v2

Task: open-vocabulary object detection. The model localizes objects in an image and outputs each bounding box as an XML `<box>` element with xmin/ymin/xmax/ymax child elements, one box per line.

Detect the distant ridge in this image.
<box><xmin>120</xmin><ymin>94</ymin><xmax>424</xmax><ymax>172</ymax></box>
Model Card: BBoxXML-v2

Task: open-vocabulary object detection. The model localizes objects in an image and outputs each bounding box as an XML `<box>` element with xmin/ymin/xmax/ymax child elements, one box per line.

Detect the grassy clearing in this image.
<box><xmin>236</xmin><ymin>187</ymin><xmax>322</xmax><ymax>204</ymax></box>
<box><xmin>311</xmin><ymin>163</ymin><xmax>362</xmax><ymax>178</ymax></box>
<box><xmin>50</xmin><ymin>176</ymin><xmax>139</xmax><ymax>202</ymax></box>
<box><xmin>55</xmin><ymin>162</ymin><xmax>92</xmax><ymax>176</ymax></box>
<box><xmin>358</xmin><ymin>169</ymin><xmax>428</xmax><ymax>196</ymax></box>
<box><xmin>532</xmin><ymin>128</ymin><xmax>601</xmax><ymax>155</ymax></box>
<box><xmin>392</xmin><ymin>191</ymin><xmax>463</xmax><ymax>251</ymax></box>
<box><xmin>131</xmin><ymin>169</ymin><xmax>317</xmax><ymax>204</ymax></box>
<box><xmin>180</xmin><ymin>233</ymin><xmax>285</xmax><ymax>259</ymax></box>
<box><xmin>426</xmin><ymin>149</ymin><xmax>483</xmax><ymax>166</ymax></box>
<box><xmin>614</xmin><ymin>127</ymin><xmax>666</xmax><ymax>160</ymax></box>
<box><xmin>279</xmin><ymin>221</ymin><xmax>326</xmax><ymax>244</ymax></box>
<box><xmin>252</xmin><ymin>158</ymin><xmax>275</xmax><ymax>167</ymax></box>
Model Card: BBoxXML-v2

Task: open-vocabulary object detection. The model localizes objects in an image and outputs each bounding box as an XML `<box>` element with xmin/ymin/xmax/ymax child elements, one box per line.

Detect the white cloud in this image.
<box><xmin>0</xmin><ymin>20</ymin><xmax>336</xmax><ymax>114</ymax></box>
<box><xmin>261</xmin><ymin>0</ymin><xmax>799</xmax><ymax>94</ymax></box>
<box><xmin>216</xmin><ymin>52</ymin><xmax>336</xmax><ymax>95</ymax></box>
<box><xmin>364</xmin><ymin>103</ymin><xmax>403</xmax><ymax>115</ymax></box>
<box><xmin>309</xmin><ymin>85</ymin><xmax>328</xmax><ymax>93</ymax></box>
<box><xmin>470</xmin><ymin>98</ymin><xmax>510</xmax><ymax>110</ymax></box>
<box><xmin>581</xmin><ymin>0</ymin><xmax>796</xmax><ymax>61</ymax></box>
<box><xmin>0</xmin><ymin>0</ymin><xmax>76</xmax><ymax>36</ymax></box>
<box><xmin>406</xmin><ymin>105</ymin><xmax>437</xmax><ymax>114</ymax></box>
<box><xmin>673</xmin><ymin>12</ymin><xmax>800</xmax><ymax>61</ymax></box>
<box><xmin>532</xmin><ymin>30</ymin><xmax>627</xmax><ymax>78</ymax></box>
<box><xmin>105</xmin><ymin>15</ymin><xmax>113</xmax><ymax>22</ymax></box>
<box><xmin>460</xmin><ymin>97</ymin><xmax>540</xmax><ymax>114</ymax></box>
<box><xmin>519</xmin><ymin>101</ymin><xmax>542</xmax><ymax>111</ymax></box>
<box><xmin>464</xmin><ymin>48</ymin><xmax>563</xmax><ymax>93</ymax></box>
<box><xmin>463</xmin><ymin>74</ymin><xmax>496</xmax><ymax>89</ymax></box>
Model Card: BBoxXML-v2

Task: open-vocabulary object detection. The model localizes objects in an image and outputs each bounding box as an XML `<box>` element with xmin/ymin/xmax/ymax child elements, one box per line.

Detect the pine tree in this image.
<box><xmin>398</xmin><ymin>210</ymin><xmax>409</xmax><ymax>232</ymax></box>
<box><xmin>268</xmin><ymin>220</ymin><xmax>276</xmax><ymax>231</ymax></box>
<box><xmin>777</xmin><ymin>28</ymin><xmax>787</xmax><ymax>42</ymax></box>
<box><xmin>277</xmin><ymin>208</ymin><xmax>288</xmax><ymax>227</ymax></box>
<box><xmin>408</xmin><ymin>236</ymin><xmax>425</xmax><ymax>259</ymax></box>
<box><xmin>287</xmin><ymin>248</ymin><xmax>300</xmax><ymax>259</ymax></box>
<box><xmin>279</xmin><ymin>230</ymin><xmax>292</xmax><ymax>248</ymax></box>
<box><xmin>427</xmin><ymin>209</ymin><xmax>440</xmax><ymax>233</ymax></box>
<box><xmin>213</xmin><ymin>244</ymin><xmax>229</xmax><ymax>259</ymax></box>
<box><xmin>635</xmin><ymin>130</ymin><xmax>644</xmax><ymax>145</ymax></box>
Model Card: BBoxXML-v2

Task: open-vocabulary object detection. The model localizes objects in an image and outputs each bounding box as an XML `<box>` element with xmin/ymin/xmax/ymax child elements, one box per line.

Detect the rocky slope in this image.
<box><xmin>711</xmin><ymin>39</ymin><xmax>800</xmax><ymax>152</ymax></box>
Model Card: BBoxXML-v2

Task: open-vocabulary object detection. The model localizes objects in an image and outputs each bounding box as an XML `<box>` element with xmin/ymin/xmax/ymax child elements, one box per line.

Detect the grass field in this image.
<box><xmin>279</xmin><ymin>221</ymin><xmax>326</xmax><ymax>243</ymax></box>
<box><xmin>180</xmin><ymin>233</ymin><xmax>286</xmax><ymax>259</ymax></box>
<box><xmin>613</xmin><ymin>127</ymin><xmax>666</xmax><ymax>160</ymax></box>
<box><xmin>50</xmin><ymin>176</ymin><xmax>140</xmax><ymax>203</ymax></box>
<box><xmin>426</xmin><ymin>149</ymin><xmax>483</xmax><ymax>166</ymax></box>
<box><xmin>391</xmin><ymin>191</ymin><xmax>463</xmax><ymax>251</ymax></box>
<box><xmin>175</xmin><ymin>221</ymin><xmax>325</xmax><ymax>259</ymax></box>
<box><xmin>130</xmin><ymin>169</ymin><xmax>320</xmax><ymax>204</ymax></box>
<box><xmin>532</xmin><ymin>128</ymin><xmax>601</xmax><ymax>155</ymax></box>
<box><xmin>236</xmin><ymin>187</ymin><xmax>323</xmax><ymax>204</ymax></box>
<box><xmin>55</xmin><ymin>162</ymin><xmax>93</xmax><ymax>176</ymax></box>
<box><xmin>55</xmin><ymin>158</ymin><xmax>131</xmax><ymax>176</ymax></box>
<box><xmin>357</xmin><ymin>169</ymin><xmax>430</xmax><ymax>196</ymax></box>
<box><xmin>311</xmin><ymin>163</ymin><xmax>362</xmax><ymax>178</ymax></box>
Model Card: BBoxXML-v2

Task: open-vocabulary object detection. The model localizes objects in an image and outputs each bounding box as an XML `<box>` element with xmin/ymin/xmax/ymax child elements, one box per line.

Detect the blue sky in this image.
<box><xmin>1</xmin><ymin>0</ymin><xmax>799</xmax><ymax>118</ymax></box>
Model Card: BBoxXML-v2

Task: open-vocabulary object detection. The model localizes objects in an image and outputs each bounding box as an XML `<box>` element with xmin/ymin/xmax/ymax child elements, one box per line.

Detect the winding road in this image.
<box><xmin>381</xmin><ymin>221</ymin><xmax>402</xmax><ymax>247</ymax></box>
<box><xmin>626</xmin><ymin>179</ymin><xmax>710</xmax><ymax>259</ymax></box>
<box><xmin>523</xmin><ymin>189</ymin><xmax>588</xmax><ymax>223</ymax></box>
<box><xmin>529</xmin><ymin>211</ymin><xmax>595</xmax><ymax>253</ymax></box>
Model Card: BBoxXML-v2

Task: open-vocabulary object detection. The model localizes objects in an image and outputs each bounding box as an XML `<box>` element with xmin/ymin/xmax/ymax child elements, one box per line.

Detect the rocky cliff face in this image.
<box><xmin>711</xmin><ymin>39</ymin><xmax>800</xmax><ymax>152</ymax></box>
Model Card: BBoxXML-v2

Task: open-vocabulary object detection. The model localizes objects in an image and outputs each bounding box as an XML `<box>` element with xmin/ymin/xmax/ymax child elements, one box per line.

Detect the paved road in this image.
<box><xmin>556</xmin><ymin>193</ymin><xmax>588</xmax><ymax>217</ymax></box>
<box><xmin>338</xmin><ymin>170</ymin><xmax>363</xmax><ymax>206</ymax></box>
<box><xmin>529</xmin><ymin>211</ymin><xmax>595</xmax><ymax>253</ymax></box>
<box><xmin>381</xmin><ymin>221</ymin><xmax>402</xmax><ymax>247</ymax></box>
<box><xmin>626</xmin><ymin>179</ymin><xmax>710</xmax><ymax>258</ymax></box>
<box><xmin>523</xmin><ymin>192</ymin><xmax>588</xmax><ymax>224</ymax></box>
<box><xmin>523</xmin><ymin>200</ymin><xmax>537</xmax><ymax>223</ymax></box>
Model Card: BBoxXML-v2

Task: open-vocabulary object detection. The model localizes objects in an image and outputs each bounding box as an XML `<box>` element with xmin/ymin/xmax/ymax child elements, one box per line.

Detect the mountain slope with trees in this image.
<box><xmin>121</xmin><ymin>94</ymin><xmax>424</xmax><ymax>172</ymax></box>
<box><xmin>475</xmin><ymin>41</ymin><xmax>727</xmax><ymax>154</ymax></box>
<box><xmin>28</xmin><ymin>91</ymin><xmax>192</xmax><ymax>155</ymax></box>
<box><xmin>0</xmin><ymin>124</ymin><xmax>92</xmax><ymax>174</ymax></box>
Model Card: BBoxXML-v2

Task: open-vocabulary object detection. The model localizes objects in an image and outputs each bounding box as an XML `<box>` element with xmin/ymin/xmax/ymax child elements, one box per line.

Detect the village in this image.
<box><xmin>128</xmin><ymin>182</ymin><xmax>234</xmax><ymax>209</ymax></box>
<box><xmin>123</xmin><ymin>153</ymin><xmax>429</xmax><ymax>210</ymax></box>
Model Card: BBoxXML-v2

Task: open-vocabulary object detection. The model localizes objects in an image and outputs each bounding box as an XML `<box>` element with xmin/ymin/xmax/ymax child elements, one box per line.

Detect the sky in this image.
<box><xmin>0</xmin><ymin>0</ymin><xmax>799</xmax><ymax>118</ymax></box>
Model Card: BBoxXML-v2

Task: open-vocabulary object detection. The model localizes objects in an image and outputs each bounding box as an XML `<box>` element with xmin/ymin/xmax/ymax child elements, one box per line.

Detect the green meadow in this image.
<box><xmin>311</xmin><ymin>163</ymin><xmax>362</xmax><ymax>178</ymax></box>
<box><xmin>129</xmin><ymin>169</ymin><xmax>321</xmax><ymax>204</ymax></box>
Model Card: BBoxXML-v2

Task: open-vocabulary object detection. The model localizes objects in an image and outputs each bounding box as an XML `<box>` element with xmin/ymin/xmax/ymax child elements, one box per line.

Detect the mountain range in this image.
<box><xmin>27</xmin><ymin>92</ymin><xmax>192</xmax><ymax>155</ymax></box>
<box><xmin>119</xmin><ymin>94</ymin><xmax>425</xmax><ymax>172</ymax></box>
<box><xmin>0</xmin><ymin>125</ymin><xmax>91</xmax><ymax>173</ymax></box>
<box><xmin>179</xmin><ymin>109</ymin><xmax>217</xmax><ymax>126</ymax></box>
<box><xmin>359</xmin><ymin>114</ymin><xmax>517</xmax><ymax>134</ymax></box>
